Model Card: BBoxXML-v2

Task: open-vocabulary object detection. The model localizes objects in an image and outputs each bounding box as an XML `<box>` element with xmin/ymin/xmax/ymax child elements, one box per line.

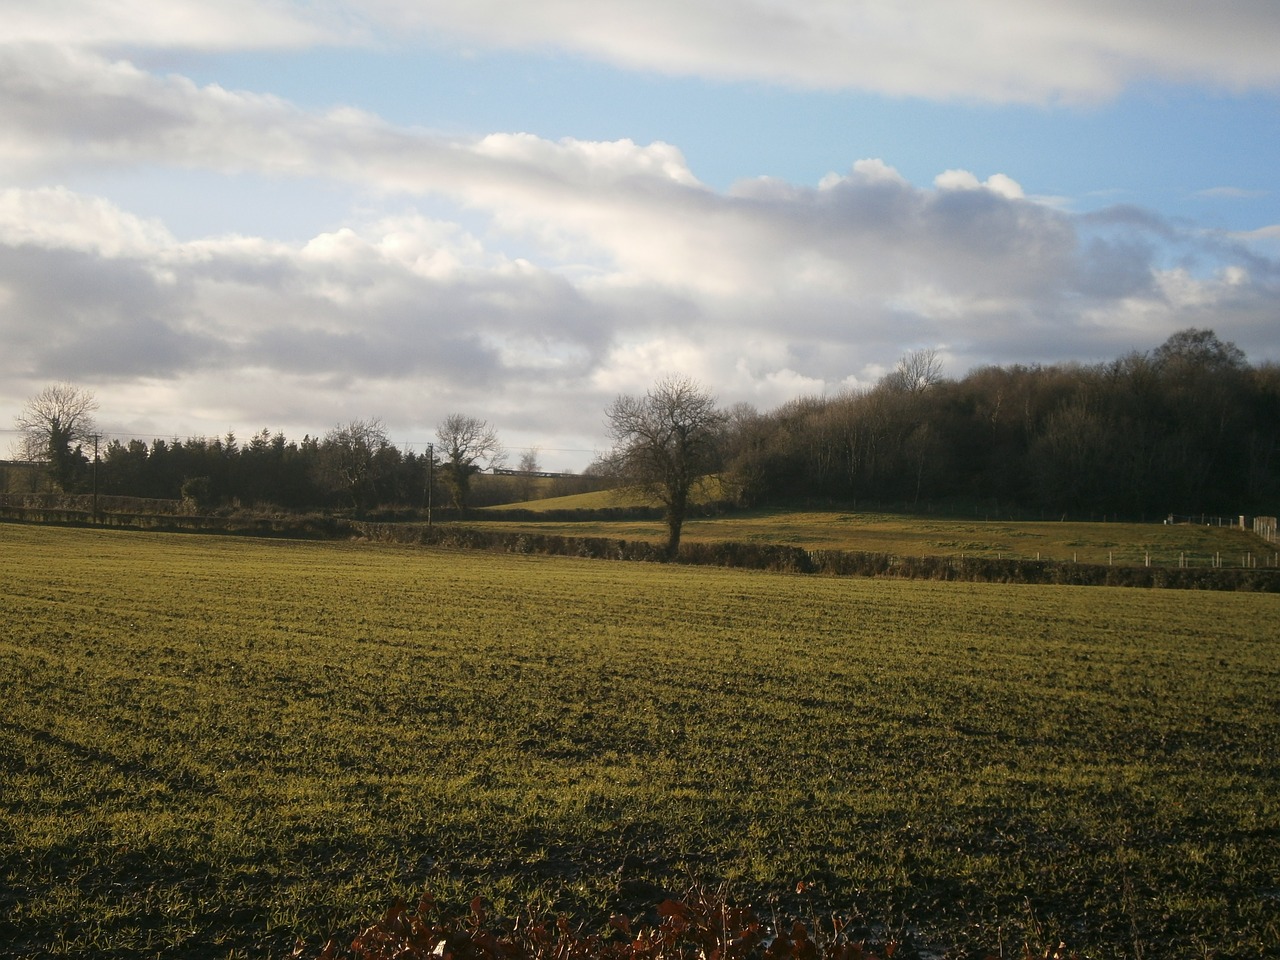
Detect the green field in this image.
<box><xmin>481</xmin><ymin>500</ymin><xmax>1275</xmax><ymax>568</ymax></box>
<box><xmin>2</xmin><ymin>523</ymin><xmax>1278</xmax><ymax>959</ymax></box>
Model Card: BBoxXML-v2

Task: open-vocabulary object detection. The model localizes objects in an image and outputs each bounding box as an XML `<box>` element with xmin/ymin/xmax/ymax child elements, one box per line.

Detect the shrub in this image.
<box><xmin>301</xmin><ymin>889</ymin><xmax>1079</xmax><ymax>960</ymax></box>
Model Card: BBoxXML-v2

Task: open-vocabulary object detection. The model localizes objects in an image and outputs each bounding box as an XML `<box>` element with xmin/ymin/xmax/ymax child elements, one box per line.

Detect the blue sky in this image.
<box><xmin>2</xmin><ymin>2</ymin><xmax>1278</xmax><ymax>468</ymax></box>
<box><xmin>176</xmin><ymin>47</ymin><xmax>1278</xmax><ymax>225</ymax></box>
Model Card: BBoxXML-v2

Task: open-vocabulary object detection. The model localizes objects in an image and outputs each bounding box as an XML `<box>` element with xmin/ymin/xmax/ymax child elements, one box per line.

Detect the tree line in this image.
<box><xmin>590</xmin><ymin>328</ymin><xmax>1279</xmax><ymax>554</ymax></box>
<box><xmin>6</xmin><ymin>401</ymin><xmax>540</xmax><ymax>514</ymax></box>
<box><xmin>718</xmin><ymin>328</ymin><xmax>1279</xmax><ymax>519</ymax></box>
<box><xmin>10</xmin><ymin>329</ymin><xmax>1279</xmax><ymax>539</ymax></box>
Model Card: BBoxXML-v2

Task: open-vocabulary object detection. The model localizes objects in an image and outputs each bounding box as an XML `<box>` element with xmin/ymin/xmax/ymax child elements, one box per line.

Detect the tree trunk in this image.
<box><xmin>664</xmin><ymin>516</ymin><xmax>683</xmax><ymax>559</ymax></box>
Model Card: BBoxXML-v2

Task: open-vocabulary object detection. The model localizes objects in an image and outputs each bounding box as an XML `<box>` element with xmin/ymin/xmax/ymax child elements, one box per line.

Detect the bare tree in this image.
<box><xmin>518</xmin><ymin>447</ymin><xmax>541</xmax><ymax>474</ymax></box>
<box><xmin>604</xmin><ymin>375</ymin><xmax>726</xmax><ymax>557</ymax></box>
<box><xmin>14</xmin><ymin>383</ymin><xmax>99</xmax><ymax>491</ymax></box>
<box><xmin>322</xmin><ymin>418</ymin><xmax>390</xmax><ymax>511</ymax></box>
<box><xmin>436</xmin><ymin>414</ymin><xmax>504</xmax><ymax>513</ymax></box>
<box><xmin>516</xmin><ymin>447</ymin><xmax>541</xmax><ymax>501</ymax></box>
<box><xmin>884</xmin><ymin>348</ymin><xmax>944</xmax><ymax>394</ymax></box>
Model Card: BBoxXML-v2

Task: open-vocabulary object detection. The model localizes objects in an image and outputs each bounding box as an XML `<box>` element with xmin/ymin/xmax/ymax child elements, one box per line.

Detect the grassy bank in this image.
<box><xmin>476</xmin><ymin>505</ymin><xmax>1275</xmax><ymax>568</ymax></box>
<box><xmin>1</xmin><ymin>524</ymin><xmax>1277</xmax><ymax>958</ymax></box>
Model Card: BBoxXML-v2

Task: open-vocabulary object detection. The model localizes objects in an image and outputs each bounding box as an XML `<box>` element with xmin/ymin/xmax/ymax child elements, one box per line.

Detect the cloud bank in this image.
<box><xmin>1</xmin><ymin>6</ymin><xmax>1278</xmax><ymax>461</ymax></box>
<box><xmin>9</xmin><ymin>1</ymin><xmax>1280</xmax><ymax>103</ymax></box>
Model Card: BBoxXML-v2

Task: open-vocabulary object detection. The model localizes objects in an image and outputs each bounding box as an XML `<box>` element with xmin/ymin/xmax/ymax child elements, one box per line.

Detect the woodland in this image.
<box><xmin>7</xmin><ymin>328</ymin><xmax>1278</xmax><ymax>519</ymax></box>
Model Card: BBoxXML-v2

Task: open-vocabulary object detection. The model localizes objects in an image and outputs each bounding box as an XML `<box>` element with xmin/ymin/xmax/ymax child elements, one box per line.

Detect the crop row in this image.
<box><xmin>1</xmin><ymin>524</ymin><xmax>1277</xmax><ymax>958</ymax></box>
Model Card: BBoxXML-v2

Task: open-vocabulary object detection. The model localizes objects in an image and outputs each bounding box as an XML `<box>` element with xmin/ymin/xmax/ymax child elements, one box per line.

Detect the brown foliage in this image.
<box><xmin>300</xmin><ymin>890</ymin><xmax>1080</xmax><ymax>960</ymax></box>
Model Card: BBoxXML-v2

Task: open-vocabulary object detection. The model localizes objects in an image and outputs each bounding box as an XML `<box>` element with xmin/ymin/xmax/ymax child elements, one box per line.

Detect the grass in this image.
<box><xmin>1</xmin><ymin>523</ymin><xmax>1278</xmax><ymax>959</ymax></box>
<box><xmin>478</xmin><ymin>499</ymin><xmax>1273</xmax><ymax>568</ymax></box>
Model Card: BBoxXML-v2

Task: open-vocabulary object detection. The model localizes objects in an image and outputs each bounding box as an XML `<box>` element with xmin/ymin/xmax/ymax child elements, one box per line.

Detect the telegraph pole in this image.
<box><xmin>91</xmin><ymin>433</ymin><xmax>100</xmax><ymax>522</ymax></box>
<box><xmin>426</xmin><ymin>442</ymin><xmax>434</xmax><ymax>529</ymax></box>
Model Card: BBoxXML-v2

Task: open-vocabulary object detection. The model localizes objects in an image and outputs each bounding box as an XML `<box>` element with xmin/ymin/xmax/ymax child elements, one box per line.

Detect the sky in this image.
<box><xmin>2</xmin><ymin>1</ymin><xmax>1278</xmax><ymax>471</ymax></box>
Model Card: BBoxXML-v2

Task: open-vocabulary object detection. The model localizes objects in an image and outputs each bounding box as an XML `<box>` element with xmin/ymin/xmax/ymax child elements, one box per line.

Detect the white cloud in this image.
<box><xmin>0</xmin><ymin>0</ymin><xmax>344</xmax><ymax>50</ymax></box>
<box><xmin>2</xmin><ymin>162</ymin><xmax>1275</xmax><ymax>457</ymax></box>
<box><xmin>474</xmin><ymin>134</ymin><xmax>701</xmax><ymax>189</ymax></box>
<box><xmin>0</xmin><ymin>185</ymin><xmax>173</xmax><ymax>256</ymax></box>
<box><xmin>351</xmin><ymin>0</ymin><xmax>1280</xmax><ymax>103</ymax></box>
<box><xmin>934</xmin><ymin>170</ymin><xmax>984</xmax><ymax>192</ymax></box>
<box><xmin>1234</xmin><ymin>224</ymin><xmax>1280</xmax><ymax>241</ymax></box>
<box><xmin>1</xmin><ymin>38</ymin><xmax>1278</xmax><ymax>460</ymax></box>
<box><xmin>934</xmin><ymin>170</ymin><xmax>1025</xmax><ymax>200</ymax></box>
<box><xmin>4</xmin><ymin>2</ymin><xmax>1280</xmax><ymax>103</ymax></box>
<box><xmin>983</xmin><ymin>174</ymin><xmax>1026</xmax><ymax>201</ymax></box>
<box><xmin>845</xmin><ymin>159</ymin><xmax>909</xmax><ymax>187</ymax></box>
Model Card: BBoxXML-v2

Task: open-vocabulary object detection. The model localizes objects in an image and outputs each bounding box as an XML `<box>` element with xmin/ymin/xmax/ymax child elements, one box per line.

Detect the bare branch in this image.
<box><xmin>13</xmin><ymin>382</ymin><xmax>99</xmax><ymax>491</ymax></box>
<box><xmin>603</xmin><ymin>375</ymin><xmax>725</xmax><ymax>556</ymax></box>
<box><xmin>436</xmin><ymin>414</ymin><xmax>504</xmax><ymax>513</ymax></box>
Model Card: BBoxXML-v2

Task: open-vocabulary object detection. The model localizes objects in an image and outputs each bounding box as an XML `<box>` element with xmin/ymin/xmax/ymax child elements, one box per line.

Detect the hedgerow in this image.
<box><xmin>346</xmin><ymin>521</ymin><xmax>1280</xmax><ymax>591</ymax></box>
<box><xmin>3</xmin><ymin>502</ymin><xmax>1275</xmax><ymax>589</ymax></box>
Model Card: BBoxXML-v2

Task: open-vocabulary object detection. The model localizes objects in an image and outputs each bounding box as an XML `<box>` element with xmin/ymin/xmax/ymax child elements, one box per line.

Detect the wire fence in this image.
<box><xmin>1253</xmin><ymin>516</ymin><xmax>1278</xmax><ymax>544</ymax></box>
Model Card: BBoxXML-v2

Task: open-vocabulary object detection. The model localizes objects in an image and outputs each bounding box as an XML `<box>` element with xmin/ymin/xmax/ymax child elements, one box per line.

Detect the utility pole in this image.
<box><xmin>91</xmin><ymin>433</ymin><xmax>100</xmax><ymax>522</ymax></box>
<box><xmin>426</xmin><ymin>442</ymin><xmax>434</xmax><ymax>529</ymax></box>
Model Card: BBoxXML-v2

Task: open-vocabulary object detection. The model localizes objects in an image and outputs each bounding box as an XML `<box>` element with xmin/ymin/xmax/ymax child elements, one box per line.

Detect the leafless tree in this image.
<box><xmin>516</xmin><ymin>447</ymin><xmax>541</xmax><ymax>501</ymax></box>
<box><xmin>14</xmin><ymin>383</ymin><xmax>99</xmax><ymax>491</ymax></box>
<box><xmin>436</xmin><ymin>414</ymin><xmax>505</xmax><ymax>513</ymax></box>
<box><xmin>322</xmin><ymin>418</ymin><xmax>390</xmax><ymax>510</ymax></box>
<box><xmin>884</xmin><ymin>348</ymin><xmax>945</xmax><ymax>394</ymax></box>
<box><xmin>604</xmin><ymin>375</ymin><xmax>726</xmax><ymax>557</ymax></box>
<box><xmin>518</xmin><ymin>448</ymin><xmax>541</xmax><ymax>474</ymax></box>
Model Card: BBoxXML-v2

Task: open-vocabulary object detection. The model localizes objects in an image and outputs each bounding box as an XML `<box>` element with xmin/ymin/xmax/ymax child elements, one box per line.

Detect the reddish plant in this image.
<box><xmin>299</xmin><ymin>889</ymin><xmax>1080</xmax><ymax>960</ymax></box>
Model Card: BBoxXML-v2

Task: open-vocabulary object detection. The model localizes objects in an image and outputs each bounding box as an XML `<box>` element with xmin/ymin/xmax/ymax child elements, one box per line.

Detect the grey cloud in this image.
<box><xmin>0</xmin><ymin>45</ymin><xmax>1159</xmax><ymax>320</ymax></box>
<box><xmin>236</xmin><ymin>272</ymin><xmax>609</xmax><ymax>385</ymax></box>
<box><xmin>0</xmin><ymin>213</ymin><xmax>620</xmax><ymax>400</ymax></box>
<box><xmin>248</xmin><ymin>324</ymin><xmax>505</xmax><ymax>384</ymax></box>
<box><xmin>1075</xmin><ymin>237</ymin><xmax>1159</xmax><ymax>299</ymax></box>
<box><xmin>2</xmin><ymin>42</ymin><xmax>1278</xmax><ymax>452</ymax></box>
<box><xmin>0</xmin><ymin>46</ymin><xmax>188</xmax><ymax>140</ymax></box>
<box><xmin>1079</xmin><ymin>203</ymin><xmax>1280</xmax><ymax>290</ymax></box>
<box><xmin>11</xmin><ymin>2</ymin><xmax>1280</xmax><ymax>103</ymax></box>
<box><xmin>0</xmin><ymin>244</ymin><xmax>216</xmax><ymax>378</ymax></box>
<box><xmin>4</xmin><ymin>1</ymin><xmax>339</xmax><ymax>52</ymax></box>
<box><xmin>358</xmin><ymin>0</ymin><xmax>1280</xmax><ymax>103</ymax></box>
<box><xmin>708</xmin><ymin>171</ymin><xmax>1080</xmax><ymax>307</ymax></box>
<box><xmin>46</xmin><ymin>315</ymin><xmax>223</xmax><ymax>378</ymax></box>
<box><xmin>1079</xmin><ymin>204</ymin><xmax>1180</xmax><ymax>239</ymax></box>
